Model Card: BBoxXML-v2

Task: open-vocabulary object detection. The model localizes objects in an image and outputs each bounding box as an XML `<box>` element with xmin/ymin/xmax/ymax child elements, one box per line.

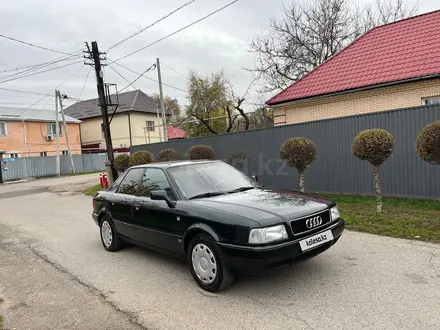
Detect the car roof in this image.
<box><xmin>130</xmin><ymin>159</ymin><xmax>221</xmax><ymax>169</ymax></box>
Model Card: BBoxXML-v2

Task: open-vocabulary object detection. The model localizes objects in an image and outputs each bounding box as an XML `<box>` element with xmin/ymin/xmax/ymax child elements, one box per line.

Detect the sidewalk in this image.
<box><xmin>0</xmin><ymin>223</ymin><xmax>143</xmax><ymax>330</ymax></box>
<box><xmin>0</xmin><ymin>173</ymin><xmax>99</xmax><ymax>198</ymax></box>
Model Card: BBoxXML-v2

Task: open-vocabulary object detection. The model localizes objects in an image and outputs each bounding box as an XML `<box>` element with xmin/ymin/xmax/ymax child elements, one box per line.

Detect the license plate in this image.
<box><xmin>299</xmin><ymin>230</ymin><xmax>334</xmax><ymax>251</ymax></box>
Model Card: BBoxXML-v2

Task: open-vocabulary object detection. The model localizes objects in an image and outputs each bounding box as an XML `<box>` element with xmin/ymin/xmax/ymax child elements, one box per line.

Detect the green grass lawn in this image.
<box><xmin>0</xmin><ymin>315</ymin><xmax>4</xmax><ymax>330</ymax></box>
<box><xmin>320</xmin><ymin>194</ymin><xmax>440</xmax><ymax>243</ymax></box>
<box><xmin>84</xmin><ymin>184</ymin><xmax>103</xmax><ymax>196</ymax></box>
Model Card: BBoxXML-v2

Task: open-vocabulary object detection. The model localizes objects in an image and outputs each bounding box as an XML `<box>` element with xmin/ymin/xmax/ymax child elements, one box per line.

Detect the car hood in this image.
<box><xmin>189</xmin><ymin>188</ymin><xmax>333</xmax><ymax>226</ymax></box>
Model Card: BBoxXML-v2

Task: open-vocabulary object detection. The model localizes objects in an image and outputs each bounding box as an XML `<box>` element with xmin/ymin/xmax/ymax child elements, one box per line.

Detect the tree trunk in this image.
<box><xmin>299</xmin><ymin>169</ymin><xmax>305</xmax><ymax>192</ymax></box>
<box><xmin>373</xmin><ymin>165</ymin><xmax>382</xmax><ymax>213</ymax></box>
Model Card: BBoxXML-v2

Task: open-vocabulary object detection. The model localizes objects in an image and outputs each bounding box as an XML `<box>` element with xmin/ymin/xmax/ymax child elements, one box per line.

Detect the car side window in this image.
<box><xmin>116</xmin><ymin>168</ymin><xmax>145</xmax><ymax>195</ymax></box>
<box><xmin>139</xmin><ymin>168</ymin><xmax>174</xmax><ymax>199</ymax></box>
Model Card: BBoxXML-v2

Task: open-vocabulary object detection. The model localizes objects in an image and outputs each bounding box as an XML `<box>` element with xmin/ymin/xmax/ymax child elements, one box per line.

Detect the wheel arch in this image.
<box><xmin>183</xmin><ymin>223</ymin><xmax>220</xmax><ymax>254</ymax></box>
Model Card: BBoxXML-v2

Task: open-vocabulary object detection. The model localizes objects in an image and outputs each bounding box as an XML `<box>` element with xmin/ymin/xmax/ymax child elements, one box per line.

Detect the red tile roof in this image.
<box><xmin>267</xmin><ymin>10</ymin><xmax>440</xmax><ymax>105</ymax></box>
<box><xmin>167</xmin><ymin>125</ymin><xmax>188</xmax><ymax>139</ymax></box>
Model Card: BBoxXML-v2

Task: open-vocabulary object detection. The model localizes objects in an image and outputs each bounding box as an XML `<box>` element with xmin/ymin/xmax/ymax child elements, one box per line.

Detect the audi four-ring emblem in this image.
<box><xmin>305</xmin><ymin>216</ymin><xmax>322</xmax><ymax>229</ymax></box>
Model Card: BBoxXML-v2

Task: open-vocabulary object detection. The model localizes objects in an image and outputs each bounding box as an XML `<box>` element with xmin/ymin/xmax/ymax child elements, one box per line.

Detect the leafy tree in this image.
<box><xmin>416</xmin><ymin>121</ymin><xmax>440</xmax><ymax>165</ymax></box>
<box><xmin>280</xmin><ymin>137</ymin><xmax>317</xmax><ymax>192</ymax></box>
<box><xmin>352</xmin><ymin>129</ymin><xmax>394</xmax><ymax>213</ymax></box>
<box><xmin>184</xmin><ymin>70</ymin><xmax>254</xmax><ymax>137</ymax></box>
<box><xmin>114</xmin><ymin>153</ymin><xmax>130</xmax><ymax>172</ymax></box>
<box><xmin>151</xmin><ymin>93</ymin><xmax>182</xmax><ymax>125</ymax></box>
<box><xmin>157</xmin><ymin>149</ymin><xmax>179</xmax><ymax>162</ymax></box>
<box><xmin>188</xmin><ymin>145</ymin><xmax>216</xmax><ymax>160</ymax></box>
<box><xmin>128</xmin><ymin>150</ymin><xmax>154</xmax><ymax>167</ymax></box>
<box><xmin>247</xmin><ymin>0</ymin><xmax>418</xmax><ymax>92</ymax></box>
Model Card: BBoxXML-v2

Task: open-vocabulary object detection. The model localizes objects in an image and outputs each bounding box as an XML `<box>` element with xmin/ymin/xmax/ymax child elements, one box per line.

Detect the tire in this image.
<box><xmin>100</xmin><ymin>215</ymin><xmax>124</xmax><ymax>252</ymax></box>
<box><xmin>187</xmin><ymin>234</ymin><xmax>234</xmax><ymax>292</ymax></box>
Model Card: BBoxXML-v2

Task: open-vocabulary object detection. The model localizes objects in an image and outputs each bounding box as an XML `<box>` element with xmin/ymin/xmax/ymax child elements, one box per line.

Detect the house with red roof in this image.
<box><xmin>266</xmin><ymin>10</ymin><xmax>440</xmax><ymax>126</ymax></box>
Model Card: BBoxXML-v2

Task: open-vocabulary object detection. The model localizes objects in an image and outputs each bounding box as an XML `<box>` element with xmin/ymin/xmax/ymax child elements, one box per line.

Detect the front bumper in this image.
<box><xmin>218</xmin><ymin>219</ymin><xmax>345</xmax><ymax>274</ymax></box>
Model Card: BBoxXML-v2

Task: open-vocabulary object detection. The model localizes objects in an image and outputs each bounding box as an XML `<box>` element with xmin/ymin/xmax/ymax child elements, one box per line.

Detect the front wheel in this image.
<box><xmin>100</xmin><ymin>215</ymin><xmax>124</xmax><ymax>252</ymax></box>
<box><xmin>188</xmin><ymin>234</ymin><xmax>234</xmax><ymax>292</ymax></box>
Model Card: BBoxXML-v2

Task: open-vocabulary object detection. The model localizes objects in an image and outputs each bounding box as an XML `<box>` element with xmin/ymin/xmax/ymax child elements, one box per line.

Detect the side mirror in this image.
<box><xmin>251</xmin><ymin>175</ymin><xmax>258</xmax><ymax>182</ymax></box>
<box><xmin>151</xmin><ymin>190</ymin><xmax>176</xmax><ymax>208</ymax></box>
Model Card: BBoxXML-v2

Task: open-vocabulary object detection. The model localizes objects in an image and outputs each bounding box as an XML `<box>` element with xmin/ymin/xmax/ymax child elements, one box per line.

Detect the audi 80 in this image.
<box><xmin>92</xmin><ymin>160</ymin><xmax>344</xmax><ymax>292</ymax></box>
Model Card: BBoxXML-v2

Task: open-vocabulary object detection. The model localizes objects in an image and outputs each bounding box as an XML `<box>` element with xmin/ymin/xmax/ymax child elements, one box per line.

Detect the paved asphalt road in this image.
<box><xmin>0</xmin><ymin>181</ymin><xmax>439</xmax><ymax>329</ymax></box>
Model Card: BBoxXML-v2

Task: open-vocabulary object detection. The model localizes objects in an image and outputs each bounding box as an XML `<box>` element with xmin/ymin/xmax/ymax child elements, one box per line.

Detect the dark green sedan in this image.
<box><xmin>92</xmin><ymin>160</ymin><xmax>344</xmax><ymax>292</ymax></box>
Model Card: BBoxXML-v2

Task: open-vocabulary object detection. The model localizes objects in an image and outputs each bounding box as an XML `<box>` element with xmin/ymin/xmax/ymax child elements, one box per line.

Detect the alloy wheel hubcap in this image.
<box><xmin>101</xmin><ymin>221</ymin><xmax>113</xmax><ymax>247</ymax></box>
<box><xmin>192</xmin><ymin>243</ymin><xmax>217</xmax><ymax>284</ymax></box>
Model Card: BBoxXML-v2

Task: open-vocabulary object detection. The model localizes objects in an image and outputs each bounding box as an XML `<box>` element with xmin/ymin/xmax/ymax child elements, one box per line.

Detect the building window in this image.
<box><xmin>0</xmin><ymin>122</ymin><xmax>7</xmax><ymax>136</ymax></box>
<box><xmin>40</xmin><ymin>151</ymin><xmax>47</xmax><ymax>157</ymax></box>
<box><xmin>46</xmin><ymin>123</ymin><xmax>63</xmax><ymax>136</ymax></box>
<box><xmin>62</xmin><ymin>150</ymin><xmax>68</xmax><ymax>155</ymax></box>
<box><xmin>101</xmin><ymin>123</ymin><xmax>105</xmax><ymax>138</ymax></box>
<box><xmin>423</xmin><ymin>97</ymin><xmax>440</xmax><ymax>106</ymax></box>
<box><xmin>146</xmin><ymin>120</ymin><xmax>155</xmax><ymax>131</ymax></box>
<box><xmin>10</xmin><ymin>153</ymin><xmax>18</xmax><ymax>158</ymax></box>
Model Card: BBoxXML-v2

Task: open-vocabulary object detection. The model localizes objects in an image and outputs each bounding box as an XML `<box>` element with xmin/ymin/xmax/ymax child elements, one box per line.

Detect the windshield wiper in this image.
<box><xmin>227</xmin><ymin>186</ymin><xmax>255</xmax><ymax>194</ymax></box>
<box><xmin>189</xmin><ymin>192</ymin><xmax>225</xmax><ymax>200</ymax></box>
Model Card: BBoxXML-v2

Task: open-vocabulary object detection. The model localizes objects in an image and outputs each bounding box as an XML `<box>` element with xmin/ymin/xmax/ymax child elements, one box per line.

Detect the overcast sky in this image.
<box><xmin>0</xmin><ymin>0</ymin><xmax>437</xmax><ymax>113</ymax></box>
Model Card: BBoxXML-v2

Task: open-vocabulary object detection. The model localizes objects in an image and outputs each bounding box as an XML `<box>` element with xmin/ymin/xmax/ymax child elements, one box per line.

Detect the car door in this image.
<box><xmin>133</xmin><ymin>168</ymin><xmax>182</xmax><ymax>253</ymax></box>
<box><xmin>109</xmin><ymin>167</ymin><xmax>145</xmax><ymax>239</ymax></box>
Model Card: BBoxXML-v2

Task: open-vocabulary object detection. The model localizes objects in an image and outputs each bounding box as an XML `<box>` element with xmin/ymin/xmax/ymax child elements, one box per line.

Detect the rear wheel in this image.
<box><xmin>188</xmin><ymin>234</ymin><xmax>234</xmax><ymax>292</ymax></box>
<box><xmin>100</xmin><ymin>215</ymin><xmax>123</xmax><ymax>252</ymax></box>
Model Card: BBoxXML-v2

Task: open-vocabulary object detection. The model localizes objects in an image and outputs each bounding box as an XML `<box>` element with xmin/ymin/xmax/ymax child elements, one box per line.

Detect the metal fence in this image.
<box><xmin>132</xmin><ymin>104</ymin><xmax>440</xmax><ymax>199</ymax></box>
<box><xmin>0</xmin><ymin>154</ymin><xmax>106</xmax><ymax>182</ymax></box>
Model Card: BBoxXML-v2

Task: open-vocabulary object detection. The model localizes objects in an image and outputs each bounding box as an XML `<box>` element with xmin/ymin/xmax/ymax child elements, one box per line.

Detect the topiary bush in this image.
<box><xmin>227</xmin><ymin>149</ymin><xmax>249</xmax><ymax>172</ymax></box>
<box><xmin>157</xmin><ymin>149</ymin><xmax>179</xmax><ymax>162</ymax></box>
<box><xmin>352</xmin><ymin>129</ymin><xmax>394</xmax><ymax>213</ymax></box>
<box><xmin>128</xmin><ymin>150</ymin><xmax>154</xmax><ymax>167</ymax></box>
<box><xmin>114</xmin><ymin>153</ymin><xmax>130</xmax><ymax>172</ymax></box>
<box><xmin>188</xmin><ymin>145</ymin><xmax>216</xmax><ymax>160</ymax></box>
<box><xmin>416</xmin><ymin>121</ymin><xmax>440</xmax><ymax>165</ymax></box>
<box><xmin>280</xmin><ymin>137</ymin><xmax>316</xmax><ymax>192</ymax></box>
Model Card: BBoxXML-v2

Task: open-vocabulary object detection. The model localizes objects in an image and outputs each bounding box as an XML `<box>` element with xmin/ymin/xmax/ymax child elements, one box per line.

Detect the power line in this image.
<box><xmin>160</xmin><ymin>61</ymin><xmax>189</xmax><ymax>79</ymax></box>
<box><xmin>0</xmin><ymin>65</ymin><xmax>86</xmax><ymax>140</ymax></box>
<box><xmin>0</xmin><ymin>51</ymin><xmax>82</xmax><ymax>75</ymax></box>
<box><xmin>111</xmin><ymin>0</ymin><xmax>239</xmax><ymax>63</ymax></box>
<box><xmin>0</xmin><ymin>87</ymin><xmax>51</xmax><ymax>96</ymax></box>
<box><xmin>0</xmin><ymin>33</ymin><xmax>75</xmax><ymax>56</ymax></box>
<box><xmin>0</xmin><ymin>60</ymin><xmax>83</xmax><ymax>84</ymax></box>
<box><xmin>106</xmin><ymin>0</ymin><xmax>196</xmax><ymax>52</ymax></box>
<box><xmin>119</xmin><ymin>63</ymin><xmax>156</xmax><ymax>92</ymax></box>
<box><xmin>106</xmin><ymin>64</ymin><xmax>138</xmax><ymax>90</ymax></box>
<box><xmin>113</xmin><ymin>61</ymin><xmax>187</xmax><ymax>93</ymax></box>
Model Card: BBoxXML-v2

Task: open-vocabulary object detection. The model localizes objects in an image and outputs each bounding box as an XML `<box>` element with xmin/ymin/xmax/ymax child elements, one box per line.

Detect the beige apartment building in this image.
<box><xmin>267</xmin><ymin>10</ymin><xmax>440</xmax><ymax>125</ymax></box>
<box><xmin>64</xmin><ymin>90</ymin><xmax>165</xmax><ymax>152</ymax></box>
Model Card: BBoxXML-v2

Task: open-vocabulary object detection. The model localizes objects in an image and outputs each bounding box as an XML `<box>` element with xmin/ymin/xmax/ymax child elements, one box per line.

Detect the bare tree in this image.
<box><xmin>247</xmin><ymin>0</ymin><xmax>418</xmax><ymax>93</ymax></box>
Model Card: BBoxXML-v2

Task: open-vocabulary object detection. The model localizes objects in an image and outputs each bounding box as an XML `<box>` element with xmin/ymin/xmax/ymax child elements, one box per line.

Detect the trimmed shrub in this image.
<box><xmin>280</xmin><ymin>137</ymin><xmax>316</xmax><ymax>192</ymax></box>
<box><xmin>227</xmin><ymin>149</ymin><xmax>249</xmax><ymax>172</ymax></box>
<box><xmin>157</xmin><ymin>149</ymin><xmax>179</xmax><ymax>162</ymax></box>
<box><xmin>128</xmin><ymin>150</ymin><xmax>154</xmax><ymax>167</ymax></box>
<box><xmin>114</xmin><ymin>153</ymin><xmax>130</xmax><ymax>172</ymax></box>
<box><xmin>352</xmin><ymin>129</ymin><xmax>394</xmax><ymax>213</ymax></box>
<box><xmin>188</xmin><ymin>145</ymin><xmax>216</xmax><ymax>160</ymax></box>
<box><xmin>416</xmin><ymin>121</ymin><xmax>440</xmax><ymax>165</ymax></box>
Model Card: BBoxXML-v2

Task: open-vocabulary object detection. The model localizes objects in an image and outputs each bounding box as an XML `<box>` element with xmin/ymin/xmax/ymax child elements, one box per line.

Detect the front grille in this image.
<box><xmin>290</xmin><ymin>210</ymin><xmax>331</xmax><ymax>236</ymax></box>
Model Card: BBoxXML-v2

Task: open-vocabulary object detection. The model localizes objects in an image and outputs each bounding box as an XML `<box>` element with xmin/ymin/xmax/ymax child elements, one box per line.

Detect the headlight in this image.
<box><xmin>249</xmin><ymin>225</ymin><xmax>288</xmax><ymax>244</ymax></box>
<box><xmin>331</xmin><ymin>206</ymin><xmax>340</xmax><ymax>221</ymax></box>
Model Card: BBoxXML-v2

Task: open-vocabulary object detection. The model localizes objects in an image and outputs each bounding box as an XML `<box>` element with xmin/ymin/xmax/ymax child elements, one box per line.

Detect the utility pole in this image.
<box><xmin>58</xmin><ymin>91</ymin><xmax>76</xmax><ymax>174</ymax></box>
<box><xmin>86</xmin><ymin>41</ymin><xmax>117</xmax><ymax>183</ymax></box>
<box><xmin>156</xmin><ymin>58</ymin><xmax>167</xmax><ymax>141</ymax></box>
<box><xmin>156</xmin><ymin>105</ymin><xmax>162</xmax><ymax>142</ymax></box>
<box><xmin>55</xmin><ymin>90</ymin><xmax>61</xmax><ymax>176</ymax></box>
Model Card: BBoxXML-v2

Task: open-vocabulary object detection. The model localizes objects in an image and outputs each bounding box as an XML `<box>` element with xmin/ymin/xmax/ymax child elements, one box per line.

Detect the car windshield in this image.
<box><xmin>168</xmin><ymin>162</ymin><xmax>257</xmax><ymax>199</ymax></box>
